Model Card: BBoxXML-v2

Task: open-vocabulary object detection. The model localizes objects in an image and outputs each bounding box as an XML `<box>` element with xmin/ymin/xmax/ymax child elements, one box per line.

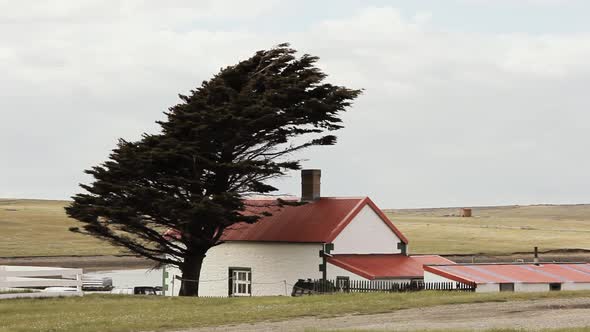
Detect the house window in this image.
<box><xmin>229</xmin><ymin>268</ymin><xmax>251</xmax><ymax>296</ymax></box>
<box><xmin>499</xmin><ymin>283</ymin><xmax>514</xmax><ymax>292</ymax></box>
<box><xmin>550</xmin><ymin>283</ymin><xmax>562</xmax><ymax>291</ymax></box>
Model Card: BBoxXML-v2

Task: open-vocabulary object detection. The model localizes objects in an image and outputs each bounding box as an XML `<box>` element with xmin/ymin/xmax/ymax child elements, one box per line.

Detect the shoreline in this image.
<box><xmin>0</xmin><ymin>255</ymin><xmax>154</xmax><ymax>272</ymax></box>
<box><xmin>447</xmin><ymin>252</ymin><xmax>590</xmax><ymax>264</ymax></box>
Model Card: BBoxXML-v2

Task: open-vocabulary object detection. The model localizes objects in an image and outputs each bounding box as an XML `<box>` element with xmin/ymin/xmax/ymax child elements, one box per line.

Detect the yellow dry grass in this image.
<box><xmin>2</xmin><ymin>199</ymin><xmax>590</xmax><ymax>257</ymax></box>
<box><xmin>0</xmin><ymin>199</ymin><xmax>121</xmax><ymax>257</ymax></box>
<box><xmin>387</xmin><ymin>205</ymin><xmax>590</xmax><ymax>255</ymax></box>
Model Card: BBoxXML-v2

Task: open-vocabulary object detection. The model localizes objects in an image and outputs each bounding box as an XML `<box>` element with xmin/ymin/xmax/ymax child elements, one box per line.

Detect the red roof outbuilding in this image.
<box><xmin>327</xmin><ymin>254</ymin><xmax>454</xmax><ymax>280</ymax></box>
<box><xmin>424</xmin><ymin>263</ymin><xmax>590</xmax><ymax>284</ymax></box>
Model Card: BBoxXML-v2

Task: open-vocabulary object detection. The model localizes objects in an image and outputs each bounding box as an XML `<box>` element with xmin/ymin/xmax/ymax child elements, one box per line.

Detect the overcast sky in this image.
<box><xmin>1</xmin><ymin>0</ymin><xmax>589</xmax><ymax>208</ymax></box>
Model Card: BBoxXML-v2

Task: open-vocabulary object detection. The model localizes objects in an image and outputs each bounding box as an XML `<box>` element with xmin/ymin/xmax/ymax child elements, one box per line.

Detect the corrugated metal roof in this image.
<box><xmin>327</xmin><ymin>254</ymin><xmax>454</xmax><ymax>280</ymax></box>
<box><xmin>220</xmin><ymin>197</ymin><xmax>408</xmax><ymax>243</ymax></box>
<box><xmin>424</xmin><ymin>263</ymin><xmax>590</xmax><ymax>284</ymax></box>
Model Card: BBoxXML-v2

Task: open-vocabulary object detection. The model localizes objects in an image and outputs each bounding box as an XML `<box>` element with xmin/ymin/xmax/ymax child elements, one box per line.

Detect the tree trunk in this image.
<box><xmin>179</xmin><ymin>254</ymin><xmax>205</xmax><ymax>297</ymax></box>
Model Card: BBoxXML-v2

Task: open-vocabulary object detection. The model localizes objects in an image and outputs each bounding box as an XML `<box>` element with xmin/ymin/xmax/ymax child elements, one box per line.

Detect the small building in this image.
<box><xmin>460</xmin><ymin>208</ymin><xmax>472</xmax><ymax>217</ymax></box>
<box><xmin>424</xmin><ymin>263</ymin><xmax>590</xmax><ymax>292</ymax></box>
<box><xmin>163</xmin><ymin>169</ymin><xmax>449</xmax><ymax>297</ymax></box>
<box><xmin>327</xmin><ymin>254</ymin><xmax>453</xmax><ymax>281</ymax></box>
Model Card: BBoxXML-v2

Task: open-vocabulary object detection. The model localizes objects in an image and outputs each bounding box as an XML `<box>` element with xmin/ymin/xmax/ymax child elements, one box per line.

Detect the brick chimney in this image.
<box><xmin>301</xmin><ymin>169</ymin><xmax>321</xmax><ymax>201</ymax></box>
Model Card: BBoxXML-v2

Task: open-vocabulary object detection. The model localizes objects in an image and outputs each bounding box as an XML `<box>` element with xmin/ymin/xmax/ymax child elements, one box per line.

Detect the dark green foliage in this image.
<box><xmin>66</xmin><ymin>43</ymin><xmax>361</xmax><ymax>296</ymax></box>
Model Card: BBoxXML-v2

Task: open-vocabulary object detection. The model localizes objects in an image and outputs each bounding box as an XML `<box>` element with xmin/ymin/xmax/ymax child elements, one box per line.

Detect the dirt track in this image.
<box><xmin>185</xmin><ymin>297</ymin><xmax>590</xmax><ymax>331</ymax></box>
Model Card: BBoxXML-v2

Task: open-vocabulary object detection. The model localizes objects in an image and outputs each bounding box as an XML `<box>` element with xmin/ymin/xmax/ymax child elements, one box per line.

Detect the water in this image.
<box><xmin>85</xmin><ymin>268</ymin><xmax>163</xmax><ymax>288</ymax></box>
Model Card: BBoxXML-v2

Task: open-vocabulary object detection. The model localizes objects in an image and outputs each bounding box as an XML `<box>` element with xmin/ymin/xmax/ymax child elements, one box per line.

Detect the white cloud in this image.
<box><xmin>1</xmin><ymin>3</ymin><xmax>589</xmax><ymax>207</ymax></box>
<box><xmin>289</xmin><ymin>7</ymin><xmax>590</xmax><ymax>207</ymax></box>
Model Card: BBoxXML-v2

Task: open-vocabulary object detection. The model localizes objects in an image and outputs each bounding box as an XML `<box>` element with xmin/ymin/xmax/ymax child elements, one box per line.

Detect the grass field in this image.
<box><xmin>2</xmin><ymin>199</ymin><xmax>590</xmax><ymax>257</ymax></box>
<box><xmin>322</xmin><ymin>329</ymin><xmax>590</xmax><ymax>332</ymax></box>
<box><xmin>386</xmin><ymin>204</ymin><xmax>590</xmax><ymax>255</ymax></box>
<box><xmin>0</xmin><ymin>199</ymin><xmax>121</xmax><ymax>257</ymax></box>
<box><xmin>2</xmin><ymin>291</ymin><xmax>590</xmax><ymax>332</ymax></box>
<box><xmin>323</xmin><ymin>329</ymin><xmax>590</xmax><ymax>332</ymax></box>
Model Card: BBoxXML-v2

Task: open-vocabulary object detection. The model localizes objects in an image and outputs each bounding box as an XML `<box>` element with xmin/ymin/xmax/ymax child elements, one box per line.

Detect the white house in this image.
<box><xmin>164</xmin><ymin>169</ymin><xmax>449</xmax><ymax>297</ymax></box>
<box><xmin>424</xmin><ymin>262</ymin><xmax>590</xmax><ymax>292</ymax></box>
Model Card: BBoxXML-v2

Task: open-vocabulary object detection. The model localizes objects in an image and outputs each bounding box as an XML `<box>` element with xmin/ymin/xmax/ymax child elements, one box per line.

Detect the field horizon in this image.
<box><xmin>4</xmin><ymin>197</ymin><xmax>590</xmax><ymax>210</ymax></box>
<box><xmin>2</xmin><ymin>198</ymin><xmax>590</xmax><ymax>257</ymax></box>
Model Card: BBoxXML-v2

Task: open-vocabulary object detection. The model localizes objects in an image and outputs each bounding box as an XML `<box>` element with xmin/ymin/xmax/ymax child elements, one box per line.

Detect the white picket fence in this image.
<box><xmin>0</xmin><ymin>265</ymin><xmax>83</xmax><ymax>297</ymax></box>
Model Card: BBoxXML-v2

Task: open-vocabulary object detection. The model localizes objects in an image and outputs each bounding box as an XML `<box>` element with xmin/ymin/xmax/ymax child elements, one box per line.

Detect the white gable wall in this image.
<box><xmin>164</xmin><ymin>242</ymin><xmax>323</xmax><ymax>297</ymax></box>
<box><xmin>331</xmin><ymin>205</ymin><xmax>402</xmax><ymax>254</ymax></box>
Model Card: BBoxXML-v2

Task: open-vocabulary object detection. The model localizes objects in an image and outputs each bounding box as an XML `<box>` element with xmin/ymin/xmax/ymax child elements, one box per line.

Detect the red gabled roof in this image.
<box><xmin>219</xmin><ymin>197</ymin><xmax>408</xmax><ymax>244</ymax></box>
<box><xmin>327</xmin><ymin>254</ymin><xmax>454</xmax><ymax>280</ymax></box>
<box><xmin>424</xmin><ymin>263</ymin><xmax>590</xmax><ymax>284</ymax></box>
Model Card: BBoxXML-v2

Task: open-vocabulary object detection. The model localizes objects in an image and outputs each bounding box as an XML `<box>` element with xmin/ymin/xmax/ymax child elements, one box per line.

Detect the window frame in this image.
<box><xmin>228</xmin><ymin>267</ymin><xmax>252</xmax><ymax>297</ymax></box>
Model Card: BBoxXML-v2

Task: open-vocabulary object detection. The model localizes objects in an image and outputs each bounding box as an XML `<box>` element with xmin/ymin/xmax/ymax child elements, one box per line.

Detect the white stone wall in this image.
<box><xmin>562</xmin><ymin>282</ymin><xmax>590</xmax><ymax>291</ymax></box>
<box><xmin>476</xmin><ymin>283</ymin><xmax>499</xmax><ymax>293</ymax></box>
<box><xmin>332</xmin><ymin>205</ymin><xmax>402</xmax><ymax>254</ymax></box>
<box><xmin>164</xmin><ymin>242</ymin><xmax>323</xmax><ymax>297</ymax></box>
<box><xmin>514</xmin><ymin>283</ymin><xmax>549</xmax><ymax>292</ymax></box>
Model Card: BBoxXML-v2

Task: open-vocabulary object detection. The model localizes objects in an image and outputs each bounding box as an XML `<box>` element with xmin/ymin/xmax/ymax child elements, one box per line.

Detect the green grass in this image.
<box><xmin>316</xmin><ymin>329</ymin><xmax>590</xmax><ymax>332</ymax></box>
<box><xmin>1</xmin><ymin>291</ymin><xmax>590</xmax><ymax>332</ymax></box>
<box><xmin>387</xmin><ymin>204</ymin><xmax>590</xmax><ymax>255</ymax></box>
<box><xmin>0</xmin><ymin>199</ymin><xmax>121</xmax><ymax>257</ymax></box>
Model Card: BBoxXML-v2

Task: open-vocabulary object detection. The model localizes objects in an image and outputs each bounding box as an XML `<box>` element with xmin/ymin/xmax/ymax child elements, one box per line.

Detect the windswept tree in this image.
<box><xmin>66</xmin><ymin>43</ymin><xmax>361</xmax><ymax>296</ymax></box>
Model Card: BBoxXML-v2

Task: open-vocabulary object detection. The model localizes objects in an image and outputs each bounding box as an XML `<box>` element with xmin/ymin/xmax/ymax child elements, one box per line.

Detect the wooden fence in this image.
<box><xmin>292</xmin><ymin>279</ymin><xmax>476</xmax><ymax>296</ymax></box>
<box><xmin>0</xmin><ymin>265</ymin><xmax>83</xmax><ymax>291</ymax></box>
